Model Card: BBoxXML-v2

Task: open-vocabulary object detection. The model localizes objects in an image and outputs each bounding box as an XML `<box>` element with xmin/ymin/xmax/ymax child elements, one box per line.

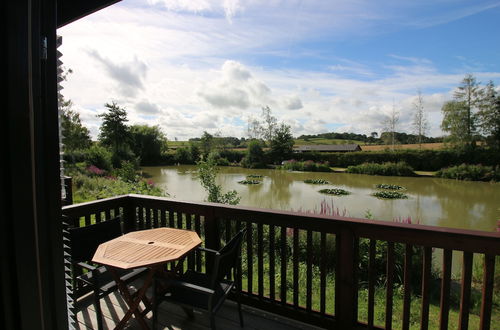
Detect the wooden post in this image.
<box><xmin>204</xmin><ymin>207</ymin><xmax>220</xmax><ymax>272</ymax></box>
<box><xmin>336</xmin><ymin>227</ymin><xmax>356</xmax><ymax>328</ymax></box>
<box><xmin>122</xmin><ymin>196</ymin><xmax>136</xmax><ymax>233</ymax></box>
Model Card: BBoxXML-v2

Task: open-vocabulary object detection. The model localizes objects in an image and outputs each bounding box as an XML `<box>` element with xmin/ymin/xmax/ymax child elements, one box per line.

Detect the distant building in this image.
<box><xmin>294</xmin><ymin>144</ymin><xmax>362</xmax><ymax>153</ymax></box>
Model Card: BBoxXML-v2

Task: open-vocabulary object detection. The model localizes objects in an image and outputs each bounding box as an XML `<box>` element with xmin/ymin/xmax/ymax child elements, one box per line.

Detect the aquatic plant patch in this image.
<box><xmin>372</xmin><ymin>191</ymin><xmax>408</xmax><ymax>199</ymax></box>
<box><xmin>319</xmin><ymin>188</ymin><xmax>350</xmax><ymax>196</ymax></box>
<box><xmin>304</xmin><ymin>179</ymin><xmax>331</xmax><ymax>184</ymax></box>
<box><xmin>238</xmin><ymin>179</ymin><xmax>261</xmax><ymax>185</ymax></box>
<box><xmin>375</xmin><ymin>183</ymin><xmax>405</xmax><ymax>190</ymax></box>
<box><xmin>246</xmin><ymin>174</ymin><xmax>263</xmax><ymax>179</ymax></box>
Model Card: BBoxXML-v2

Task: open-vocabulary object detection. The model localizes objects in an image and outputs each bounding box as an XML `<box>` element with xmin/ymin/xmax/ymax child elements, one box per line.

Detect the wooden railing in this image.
<box><xmin>62</xmin><ymin>194</ymin><xmax>500</xmax><ymax>330</ymax></box>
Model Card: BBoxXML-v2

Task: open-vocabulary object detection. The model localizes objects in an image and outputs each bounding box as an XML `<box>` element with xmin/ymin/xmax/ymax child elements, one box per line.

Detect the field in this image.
<box><xmin>166</xmin><ymin>139</ymin><xmax>446</xmax><ymax>152</ymax></box>
<box><xmin>361</xmin><ymin>143</ymin><xmax>445</xmax><ymax>151</ymax></box>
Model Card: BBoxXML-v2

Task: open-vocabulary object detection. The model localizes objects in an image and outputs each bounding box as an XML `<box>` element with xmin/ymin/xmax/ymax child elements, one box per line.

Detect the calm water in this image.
<box><xmin>142</xmin><ymin>165</ymin><xmax>500</xmax><ymax>232</ymax></box>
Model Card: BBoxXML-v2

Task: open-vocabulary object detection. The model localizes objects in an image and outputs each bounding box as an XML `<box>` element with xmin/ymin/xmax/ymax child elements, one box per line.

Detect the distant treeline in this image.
<box><xmin>297</xmin><ymin>132</ymin><xmax>443</xmax><ymax>144</ymax></box>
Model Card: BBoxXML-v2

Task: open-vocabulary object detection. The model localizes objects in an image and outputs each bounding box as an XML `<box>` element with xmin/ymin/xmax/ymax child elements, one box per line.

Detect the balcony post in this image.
<box><xmin>122</xmin><ymin>196</ymin><xmax>136</xmax><ymax>233</ymax></box>
<box><xmin>336</xmin><ymin>226</ymin><xmax>356</xmax><ymax>328</ymax></box>
<box><xmin>203</xmin><ymin>207</ymin><xmax>220</xmax><ymax>272</ymax></box>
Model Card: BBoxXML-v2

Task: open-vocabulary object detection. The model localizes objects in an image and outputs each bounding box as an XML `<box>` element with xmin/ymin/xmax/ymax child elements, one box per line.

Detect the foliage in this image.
<box><xmin>318</xmin><ymin>188</ymin><xmax>350</xmax><ymax>196</ymax></box>
<box><xmin>241</xmin><ymin>140</ymin><xmax>266</xmax><ymax>168</ymax></box>
<box><xmin>238</xmin><ymin>179</ymin><xmax>261</xmax><ymax>185</ymax></box>
<box><xmin>174</xmin><ymin>147</ymin><xmax>194</xmax><ymax>164</ymax></box>
<box><xmin>412</xmin><ymin>90</ymin><xmax>430</xmax><ymax>148</ymax></box>
<box><xmin>97</xmin><ymin>102</ymin><xmax>135</xmax><ymax>167</ymax></box>
<box><xmin>478</xmin><ymin>81</ymin><xmax>500</xmax><ymax>150</ymax></box>
<box><xmin>269</xmin><ymin>123</ymin><xmax>294</xmax><ymax>163</ymax></box>
<box><xmin>436</xmin><ymin>164</ymin><xmax>500</xmax><ymax>181</ymax></box>
<box><xmin>114</xmin><ymin>161</ymin><xmax>137</xmax><ymax>182</ymax></box>
<box><xmin>199</xmin><ymin>131</ymin><xmax>214</xmax><ymax>158</ymax></box>
<box><xmin>68</xmin><ymin>165</ymin><xmax>164</xmax><ymax>204</ymax></box>
<box><xmin>60</xmin><ymin>98</ymin><xmax>92</xmax><ymax>151</ymax></box>
<box><xmin>196</xmin><ymin>159</ymin><xmax>240</xmax><ymax>205</ymax></box>
<box><xmin>372</xmin><ymin>191</ymin><xmax>408</xmax><ymax>199</ymax></box>
<box><xmin>261</xmin><ymin>106</ymin><xmax>278</xmax><ymax>142</ymax></box>
<box><xmin>304</xmin><ymin>179</ymin><xmax>330</xmax><ymax>184</ymax></box>
<box><xmin>85</xmin><ymin>144</ymin><xmax>113</xmax><ymax>171</ymax></box>
<box><xmin>281</xmin><ymin>160</ymin><xmax>331</xmax><ymax>172</ymax></box>
<box><xmin>375</xmin><ymin>183</ymin><xmax>405</xmax><ymax>190</ymax></box>
<box><xmin>129</xmin><ymin>124</ymin><xmax>167</xmax><ymax>164</ymax></box>
<box><xmin>207</xmin><ymin>151</ymin><xmax>229</xmax><ymax>166</ymax></box>
<box><xmin>346</xmin><ymin>162</ymin><xmax>416</xmax><ymax>176</ymax></box>
<box><xmin>441</xmin><ymin>74</ymin><xmax>484</xmax><ymax>150</ymax></box>
<box><xmin>291</xmin><ymin>149</ymin><xmax>500</xmax><ymax>171</ymax></box>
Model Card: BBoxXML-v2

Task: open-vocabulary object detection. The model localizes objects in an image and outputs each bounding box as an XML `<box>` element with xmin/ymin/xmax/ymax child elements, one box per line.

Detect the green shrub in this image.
<box><xmin>436</xmin><ymin>164</ymin><xmax>500</xmax><ymax>181</ymax></box>
<box><xmin>292</xmin><ymin>149</ymin><xmax>500</xmax><ymax>171</ymax></box>
<box><xmin>346</xmin><ymin>162</ymin><xmax>416</xmax><ymax>176</ymax></box>
<box><xmin>281</xmin><ymin>160</ymin><xmax>331</xmax><ymax>172</ymax></box>
<box><xmin>85</xmin><ymin>145</ymin><xmax>113</xmax><ymax>171</ymax></box>
<box><xmin>114</xmin><ymin>161</ymin><xmax>137</xmax><ymax>182</ymax></box>
<box><xmin>174</xmin><ymin>147</ymin><xmax>194</xmax><ymax>164</ymax></box>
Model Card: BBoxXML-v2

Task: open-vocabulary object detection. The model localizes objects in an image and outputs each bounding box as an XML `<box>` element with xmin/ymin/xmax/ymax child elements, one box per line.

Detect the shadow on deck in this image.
<box><xmin>74</xmin><ymin>280</ymin><xmax>322</xmax><ymax>330</ymax></box>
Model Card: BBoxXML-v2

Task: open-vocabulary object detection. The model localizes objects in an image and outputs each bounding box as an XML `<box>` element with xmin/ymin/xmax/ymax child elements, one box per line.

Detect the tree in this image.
<box><xmin>452</xmin><ymin>74</ymin><xmax>483</xmax><ymax>148</ymax></box>
<box><xmin>97</xmin><ymin>102</ymin><xmax>134</xmax><ymax>166</ymax></box>
<box><xmin>199</xmin><ymin>131</ymin><xmax>214</xmax><ymax>158</ymax></box>
<box><xmin>129</xmin><ymin>124</ymin><xmax>167</xmax><ymax>164</ymax></box>
<box><xmin>241</xmin><ymin>140</ymin><xmax>265</xmax><ymax>168</ymax></box>
<box><xmin>60</xmin><ymin>98</ymin><xmax>92</xmax><ymax>151</ymax></box>
<box><xmin>382</xmin><ymin>103</ymin><xmax>400</xmax><ymax>150</ymax></box>
<box><xmin>478</xmin><ymin>81</ymin><xmax>500</xmax><ymax>149</ymax></box>
<box><xmin>197</xmin><ymin>159</ymin><xmax>240</xmax><ymax>205</ymax></box>
<box><xmin>269</xmin><ymin>123</ymin><xmax>294</xmax><ymax>163</ymax></box>
<box><xmin>247</xmin><ymin>116</ymin><xmax>262</xmax><ymax>140</ymax></box>
<box><xmin>412</xmin><ymin>90</ymin><xmax>429</xmax><ymax>149</ymax></box>
<box><xmin>441</xmin><ymin>100</ymin><xmax>469</xmax><ymax>148</ymax></box>
<box><xmin>261</xmin><ymin>106</ymin><xmax>277</xmax><ymax>143</ymax></box>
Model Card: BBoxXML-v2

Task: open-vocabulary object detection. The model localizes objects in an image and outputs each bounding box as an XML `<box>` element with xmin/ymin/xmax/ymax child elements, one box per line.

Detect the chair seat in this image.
<box><xmin>163</xmin><ymin>270</ymin><xmax>234</xmax><ymax>311</ymax></box>
<box><xmin>78</xmin><ymin>266</ymin><xmax>148</xmax><ymax>294</ymax></box>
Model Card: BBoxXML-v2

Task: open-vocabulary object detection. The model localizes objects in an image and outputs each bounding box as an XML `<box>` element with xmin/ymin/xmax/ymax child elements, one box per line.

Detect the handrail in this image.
<box><xmin>62</xmin><ymin>194</ymin><xmax>500</xmax><ymax>329</ymax></box>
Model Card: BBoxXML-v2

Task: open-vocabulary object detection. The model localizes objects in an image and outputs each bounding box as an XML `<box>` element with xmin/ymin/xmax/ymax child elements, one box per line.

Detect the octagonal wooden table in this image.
<box><xmin>93</xmin><ymin>227</ymin><xmax>202</xmax><ymax>330</ymax></box>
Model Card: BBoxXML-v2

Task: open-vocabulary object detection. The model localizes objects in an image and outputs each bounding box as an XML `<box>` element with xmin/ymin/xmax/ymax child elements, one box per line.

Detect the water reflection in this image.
<box><xmin>142</xmin><ymin>165</ymin><xmax>499</xmax><ymax>231</ymax></box>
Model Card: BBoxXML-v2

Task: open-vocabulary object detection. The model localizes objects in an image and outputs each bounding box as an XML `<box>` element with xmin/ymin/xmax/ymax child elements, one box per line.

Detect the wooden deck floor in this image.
<box><xmin>74</xmin><ymin>282</ymin><xmax>323</xmax><ymax>330</ymax></box>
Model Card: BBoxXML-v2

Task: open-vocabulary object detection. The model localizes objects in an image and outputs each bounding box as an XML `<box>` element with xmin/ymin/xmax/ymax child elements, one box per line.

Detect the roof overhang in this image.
<box><xmin>57</xmin><ymin>0</ymin><xmax>121</xmax><ymax>28</ymax></box>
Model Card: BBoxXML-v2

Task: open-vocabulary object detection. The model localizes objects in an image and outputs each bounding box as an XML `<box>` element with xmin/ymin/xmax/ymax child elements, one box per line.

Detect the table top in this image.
<box><xmin>92</xmin><ymin>227</ymin><xmax>202</xmax><ymax>269</ymax></box>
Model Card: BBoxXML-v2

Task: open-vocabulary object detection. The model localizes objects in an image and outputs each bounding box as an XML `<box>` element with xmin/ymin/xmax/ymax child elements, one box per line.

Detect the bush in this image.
<box><xmin>241</xmin><ymin>141</ymin><xmax>266</xmax><ymax>168</ymax></box>
<box><xmin>174</xmin><ymin>147</ymin><xmax>194</xmax><ymax>164</ymax></box>
<box><xmin>114</xmin><ymin>161</ymin><xmax>137</xmax><ymax>182</ymax></box>
<box><xmin>291</xmin><ymin>148</ymin><xmax>500</xmax><ymax>171</ymax></box>
<box><xmin>281</xmin><ymin>160</ymin><xmax>331</xmax><ymax>172</ymax></box>
<box><xmin>436</xmin><ymin>164</ymin><xmax>500</xmax><ymax>181</ymax></box>
<box><xmin>85</xmin><ymin>145</ymin><xmax>113</xmax><ymax>171</ymax></box>
<box><xmin>346</xmin><ymin>162</ymin><xmax>416</xmax><ymax>176</ymax></box>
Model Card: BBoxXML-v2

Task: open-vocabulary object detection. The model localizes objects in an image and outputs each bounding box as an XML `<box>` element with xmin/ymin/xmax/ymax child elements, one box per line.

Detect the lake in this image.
<box><xmin>142</xmin><ymin>165</ymin><xmax>500</xmax><ymax>232</ymax></box>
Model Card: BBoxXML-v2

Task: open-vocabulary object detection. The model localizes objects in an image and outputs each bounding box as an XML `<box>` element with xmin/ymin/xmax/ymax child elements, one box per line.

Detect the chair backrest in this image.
<box><xmin>211</xmin><ymin>229</ymin><xmax>246</xmax><ymax>286</ymax></box>
<box><xmin>68</xmin><ymin>217</ymin><xmax>122</xmax><ymax>263</ymax></box>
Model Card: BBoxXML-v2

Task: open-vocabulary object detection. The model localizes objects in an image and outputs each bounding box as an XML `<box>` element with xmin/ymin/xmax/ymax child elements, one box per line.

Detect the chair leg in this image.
<box><xmin>237</xmin><ymin>296</ymin><xmax>244</xmax><ymax>327</ymax></box>
<box><xmin>210</xmin><ymin>314</ymin><xmax>217</xmax><ymax>330</ymax></box>
<box><xmin>152</xmin><ymin>279</ymin><xmax>158</xmax><ymax>330</ymax></box>
<box><xmin>93</xmin><ymin>293</ymin><xmax>104</xmax><ymax>330</ymax></box>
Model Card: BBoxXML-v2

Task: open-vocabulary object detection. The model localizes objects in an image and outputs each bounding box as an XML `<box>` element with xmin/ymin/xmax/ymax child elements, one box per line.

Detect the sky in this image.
<box><xmin>58</xmin><ymin>0</ymin><xmax>500</xmax><ymax>140</ymax></box>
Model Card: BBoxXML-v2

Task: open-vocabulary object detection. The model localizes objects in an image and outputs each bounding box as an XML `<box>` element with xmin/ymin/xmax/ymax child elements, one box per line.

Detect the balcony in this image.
<box><xmin>63</xmin><ymin>194</ymin><xmax>500</xmax><ymax>329</ymax></box>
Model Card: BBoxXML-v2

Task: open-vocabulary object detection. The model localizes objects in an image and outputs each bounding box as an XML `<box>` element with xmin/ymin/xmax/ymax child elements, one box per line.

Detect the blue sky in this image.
<box><xmin>58</xmin><ymin>0</ymin><xmax>500</xmax><ymax>139</ymax></box>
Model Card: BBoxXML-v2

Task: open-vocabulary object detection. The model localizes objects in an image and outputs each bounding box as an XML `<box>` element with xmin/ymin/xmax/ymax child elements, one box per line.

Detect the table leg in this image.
<box><xmin>108</xmin><ymin>267</ymin><xmax>155</xmax><ymax>330</ymax></box>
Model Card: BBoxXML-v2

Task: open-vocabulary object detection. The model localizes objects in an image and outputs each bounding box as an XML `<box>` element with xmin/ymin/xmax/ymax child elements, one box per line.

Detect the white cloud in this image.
<box><xmin>57</xmin><ymin>0</ymin><xmax>500</xmax><ymax>140</ymax></box>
